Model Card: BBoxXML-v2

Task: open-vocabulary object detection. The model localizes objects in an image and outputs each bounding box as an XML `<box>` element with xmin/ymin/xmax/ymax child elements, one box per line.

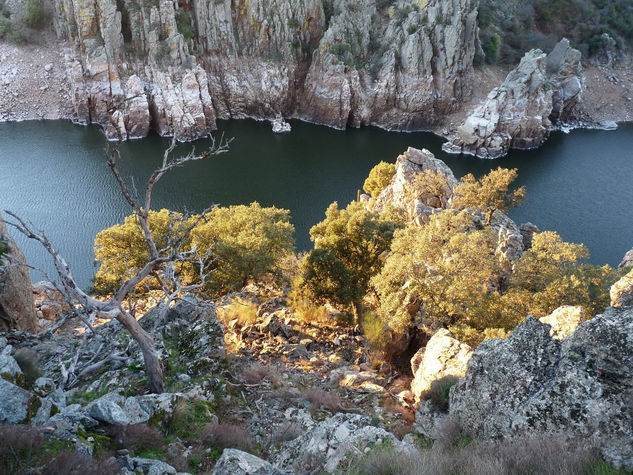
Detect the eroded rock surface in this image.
<box><xmin>444</xmin><ymin>39</ymin><xmax>585</xmax><ymax>158</ymax></box>
<box><xmin>410</xmin><ymin>329</ymin><xmax>472</xmax><ymax>403</ymax></box>
<box><xmin>539</xmin><ymin>305</ymin><xmax>584</xmax><ymax>339</ymax></box>
<box><xmin>449</xmin><ymin>308</ymin><xmax>633</xmax><ymax>470</ymax></box>
<box><xmin>0</xmin><ymin>217</ymin><xmax>38</xmax><ymax>333</ymax></box>
<box><xmin>611</xmin><ymin>269</ymin><xmax>633</xmax><ymax>309</ymax></box>
<box><xmin>47</xmin><ymin>0</ymin><xmax>479</xmax><ymax>140</ymax></box>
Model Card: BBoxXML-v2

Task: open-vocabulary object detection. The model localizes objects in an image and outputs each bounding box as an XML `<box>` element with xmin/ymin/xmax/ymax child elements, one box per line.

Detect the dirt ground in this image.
<box><xmin>0</xmin><ymin>32</ymin><xmax>73</xmax><ymax>122</ymax></box>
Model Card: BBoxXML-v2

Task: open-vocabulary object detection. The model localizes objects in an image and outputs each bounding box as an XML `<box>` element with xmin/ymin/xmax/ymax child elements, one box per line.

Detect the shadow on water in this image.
<box><xmin>1</xmin><ymin>119</ymin><xmax>632</xmax><ymax>287</ymax></box>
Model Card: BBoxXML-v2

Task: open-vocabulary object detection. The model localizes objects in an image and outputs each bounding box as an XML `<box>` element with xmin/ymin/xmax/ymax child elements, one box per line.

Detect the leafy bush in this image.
<box><xmin>363</xmin><ymin>161</ymin><xmax>396</xmax><ymax>198</ymax></box>
<box><xmin>13</xmin><ymin>347</ymin><xmax>42</xmax><ymax>388</ymax></box>
<box><xmin>175</xmin><ymin>11</ymin><xmax>194</xmax><ymax>43</ymax></box>
<box><xmin>94</xmin><ymin>203</ymin><xmax>294</xmax><ymax>298</ymax></box>
<box><xmin>301</xmin><ymin>201</ymin><xmax>402</xmax><ymax>318</ymax></box>
<box><xmin>422</xmin><ymin>375</ymin><xmax>460</xmax><ymax>412</ymax></box>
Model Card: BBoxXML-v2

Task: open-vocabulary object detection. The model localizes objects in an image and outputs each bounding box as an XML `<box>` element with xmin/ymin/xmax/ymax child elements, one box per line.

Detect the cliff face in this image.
<box><xmin>443</xmin><ymin>38</ymin><xmax>585</xmax><ymax>158</ymax></box>
<box><xmin>50</xmin><ymin>0</ymin><xmax>479</xmax><ymax>140</ymax></box>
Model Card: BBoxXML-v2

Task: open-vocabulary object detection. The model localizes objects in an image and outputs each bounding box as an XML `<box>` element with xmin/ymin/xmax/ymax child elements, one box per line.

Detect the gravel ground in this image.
<box><xmin>0</xmin><ymin>32</ymin><xmax>74</xmax><ymax>122</ymax></box>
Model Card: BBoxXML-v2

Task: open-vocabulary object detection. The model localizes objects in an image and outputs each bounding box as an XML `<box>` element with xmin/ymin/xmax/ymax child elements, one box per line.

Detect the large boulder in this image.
<box><xmin>539</xmin><ymin>305</ymin><xmax>584</xmax><ymax>339</ymax></box>
<box><xmin>272</xmin><ymin>413</ymin><xmax>417</xmax><ymax>472</ymax></box>
<box><xmin>0</xmin><ymin>216</ymin><xmax>38</xmax><ymax>332</ymax></box>
<box><xmin>444</xmin><ymin>39</ymin><xmax>584</xmax><ymax>158</ymax></box>
<box><xmin>619</xmin><ymin>248</ymin><xmax>633</xmax><ymax>269</ymax></box>
<box><xmin>449</xmin><ymin>308</ymin><xmax>633</xmax><ymax>470</ymax></box>
<box><xmin>0</xmin><ymin>378</ymin><xmax>39</xmax><ymax>423</ymax></box>
<box><xmin>213</xmin><ymin>449</ymin><xmax>291</xmax><ymax>475</ymax></box>
<box><xmin>0</xmin><ymin>337</ymin><xmax>24</xmax><ymax>384</ymax></box>
<box><xmin>611</xmin><ymin>269</ymin><xmax>633</xmax><ymax>308</ymax></box>
<box><xmin>410</xmin><ymin>329</ymin><xmax>472</xmax><ymax>403</ymax></box>
<box><xmin>373</xmin><ymin>147</ymin><xmax>459</xmax><ymax>223</ymax></box>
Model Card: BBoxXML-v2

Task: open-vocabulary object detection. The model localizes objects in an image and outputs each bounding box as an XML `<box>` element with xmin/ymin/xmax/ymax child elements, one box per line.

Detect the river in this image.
<box><xmin>1</xmin><ymin>119</ymin><xmax>632</xmax><ymax>288</ymax></box>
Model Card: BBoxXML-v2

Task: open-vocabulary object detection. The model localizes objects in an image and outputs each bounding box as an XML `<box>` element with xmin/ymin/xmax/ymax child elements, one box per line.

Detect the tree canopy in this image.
<box><xmin>363</xmin><ymin>161</ymin><xmax>396</xmax><ymax>198</ymax></box>
<box><xmin>301</xmin><ymin>201</ymin><xmax>403</xmax><ymax>317</ymax></box>
<box><xmin>372</xmin><ymin>209</ymin><xmax>619</xmax><ymax>347</ymax></box>
<box><xmin>94</xmin><ymin>203</ymin><xmax>295</xmax><ymax>298</ymax></box>
<box><xmin>452</xmin><ymin>167</ymin><xmax>525</xmax><ymax>224</ymax></box>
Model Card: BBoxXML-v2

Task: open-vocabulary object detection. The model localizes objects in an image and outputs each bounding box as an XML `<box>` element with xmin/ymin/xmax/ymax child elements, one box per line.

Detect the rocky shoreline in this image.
<box><xmin>1</xmin><ymin>0</ymin><xmax>633</xmax><ymax>154</ymax></box>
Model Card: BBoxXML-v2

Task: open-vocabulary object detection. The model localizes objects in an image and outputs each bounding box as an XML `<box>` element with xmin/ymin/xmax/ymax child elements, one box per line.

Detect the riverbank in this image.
<box><xmin>2</xmin><ymin>34</ymin><xmax>632</xmax><ymax>142</ymax></box>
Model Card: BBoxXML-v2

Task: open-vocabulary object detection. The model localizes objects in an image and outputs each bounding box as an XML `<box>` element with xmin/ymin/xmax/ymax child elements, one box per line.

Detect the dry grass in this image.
<box><xmin>43</xmin><ymin>452</ymin><xmax>119</xmax><ymax>475</ymax></box>
<box><xmin>109</xmin><ymin>423</ymin><xmax>163</xmax><ymax>452</ymax></box>
<box><xmin>217</xmin><ymin>297</ymin><xmax>259</xmax><ymax>327</ymax></box>
<box><xmin>302</xmin><ymin>388</ymin><xmax>345</xmax><ymax>412</ymax></box>
<box><xmin>344</xmin><ymin>432</ymin><xmax>607</xmax><ymax>475</ymax></box>
<box><xmin>201</xmin><ymin>423</ymin><xmax>254</xmax><ymax>452</ymax></box>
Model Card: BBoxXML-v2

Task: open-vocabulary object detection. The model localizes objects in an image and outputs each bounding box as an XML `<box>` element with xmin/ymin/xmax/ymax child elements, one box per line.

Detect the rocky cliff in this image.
<box><xmin>443</xmin><ymin>38</ymin><xmax>585</xmax><ymax>158</ymax></box>
<box><xmin>49</xmin><ymin>0</ymin><xmax>479</xmax><ymax>140</ymax></box>
<box><xmin>448</xmin><ymin>306</ymin><xmax>633</xmax><ymax>470</ymax></box>
<box><xmin>0</xmin><ymin>217</ymin><xmax>37</xmax><ymax>333</ymax></box>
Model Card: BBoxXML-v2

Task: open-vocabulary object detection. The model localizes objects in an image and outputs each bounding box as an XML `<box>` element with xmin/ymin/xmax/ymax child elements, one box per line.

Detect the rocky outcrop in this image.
<box><xmin>49</xmin><ymin>0</ymin><xmax>479</xmax><ymax>140</ymax></box>
<box><xmin>0</xmin><ymin>217</ymin><xmax>38</xmax><ymax>333</ymax></box>
<box><xmin>373</xmin><ymin>147</ymin><xmax>458</xmax><ymax>224</ymax></box>
<box><xmin>449</xmin><ymin>307</ymin><xmax>633</xmax><ymax>470</ymax></box>
<box><xmin>272</xmin><ymin>413</ymin><xmax>417</xmax><ymax>472</ymax></box>
<box><xmin>619</xmin><ymin>248</ymin><xmax>633</xmax><ymax>269</ymax></box>
<box><xmin>443</xmin><ymin>39</ymin><xmax>585</xmax><ymax>158</ymax></box>
<box><xmin>610</xmin><ymin>269</ymin><xmax>633</xmax><ymax>309</ymax></box>
<box><xmin>410</xmin><ymin>329</ymin><xmax>472</xmax><ymax>403</ymax></box>
<box><xmin>539</xmin><ymin>305</ymin><xmax>584</xmax><ymax>339</ymax></box>
<box><xmin>213</xmin><ymin>449</ymin><xmax>291</xmax><ymax>475</ymax></box>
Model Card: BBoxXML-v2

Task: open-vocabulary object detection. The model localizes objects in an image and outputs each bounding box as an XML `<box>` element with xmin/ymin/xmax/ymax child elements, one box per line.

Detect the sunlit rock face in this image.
<box><xmin>51</xmin><ymin>0</ymin><xmax>479</xmax><ymax>140</ymax></box>
<box><xmin>443</xmin><ymin>38</ymin><xmax>585</xmax><ymax>158</ymax></box>
<box><xmin>449</xmin><ymin>308</ymin><xmax>633</xmax><ymax>470</ymax></box>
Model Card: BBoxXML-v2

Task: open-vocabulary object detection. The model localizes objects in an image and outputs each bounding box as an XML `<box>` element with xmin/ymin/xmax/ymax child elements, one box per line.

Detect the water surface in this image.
<box><xmin>1</xmin><ymin>119</ymin><xmax>632</xmax><ymax>287</ymax></box>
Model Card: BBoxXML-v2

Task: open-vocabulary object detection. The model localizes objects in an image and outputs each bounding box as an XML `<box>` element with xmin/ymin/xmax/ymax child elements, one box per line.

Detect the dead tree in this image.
<box><xmin>5</xmin><ymin>135</ymin><xmax>230</xmax><ymax>393</ymax></box>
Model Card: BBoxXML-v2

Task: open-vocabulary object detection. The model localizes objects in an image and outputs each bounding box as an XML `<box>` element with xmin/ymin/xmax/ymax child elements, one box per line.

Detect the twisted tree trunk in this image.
<box><xmin>116</xmin><ymin>310</ymin><xmax>164</xmax><ymax>393</ymax></box>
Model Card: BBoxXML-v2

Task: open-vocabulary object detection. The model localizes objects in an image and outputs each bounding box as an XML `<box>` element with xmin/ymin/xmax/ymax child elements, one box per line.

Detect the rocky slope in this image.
<box><xmin>41</xmin><ymin>0</ymin><xmax>479</xmax><ymax>140</ymax></box>
<box><xmin>431</xmin><ymin>303</ymin><xmax>633</xmax><ymax>470</ymax></box>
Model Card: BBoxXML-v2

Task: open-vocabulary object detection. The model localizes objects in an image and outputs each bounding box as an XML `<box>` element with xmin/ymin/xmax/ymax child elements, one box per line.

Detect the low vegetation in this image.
<box><xmin>477</xmin><ymin>0</ymin><xmax>633</xmax><ymax>64</ymax></box>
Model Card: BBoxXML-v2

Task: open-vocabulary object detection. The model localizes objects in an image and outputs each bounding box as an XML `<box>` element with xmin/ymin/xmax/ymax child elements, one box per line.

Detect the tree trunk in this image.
<box><xmin>116</xmin><ymin>310</ymin><xmax>164</xmax><ymax>393</ymax></box>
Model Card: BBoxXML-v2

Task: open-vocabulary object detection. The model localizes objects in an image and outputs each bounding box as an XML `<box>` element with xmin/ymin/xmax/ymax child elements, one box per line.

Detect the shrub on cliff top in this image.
<box><xmin>301</xmin><ymin>201</ymin><xmax>403</xmax><ymax>319</ymax></box>
<box><xmin>94</xmin><ymin>203</ymin><xmax>294</xmax><ymax>297</ymax></box>
<box><xmin>364</xmin><ymin>161</ymin><xmax>396</xmax><ymax>198</ymax></box>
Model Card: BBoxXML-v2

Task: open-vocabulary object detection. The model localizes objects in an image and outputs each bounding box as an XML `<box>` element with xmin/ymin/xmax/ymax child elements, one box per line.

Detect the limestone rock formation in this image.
<box><xmin>410</xmin><ymin>329</ymin><xmax>472</xmax><ymax>402</ymax></box>
<box><xmin>213</xmin><ymin>449</ymin><xmax>291</xmax><ymax>475</ymax></box>
<box><xmin>619</xmin><ymin>248</ymin><xmax>633</xmax><ymax>269</ymax></box>
<box><xmin>272</xmin><ymin>413</ymin><xmax>417</xmax><ymax>472</ymax></box>
<box><xmin>373</xmin><ymin>147</ymin><xmax>458</xmax><ymax>224</ymax></box>
<box><xmin>0</xmin><ymin>217</ymin><xmax>38</xmax><ymax>332</ymax></box>
<box><xmin>444</xmin><ymin>38</ymin><xmax>585</xmax><ymax>158</ymax></box>
<box><xmin>610</xmin><ymin>269</ymin><xmax>633</xmax><ymax>308</ymax></box>
<box><xmin>539</xmin><ymin>305</ymin><xmax>584</xmax><ymax>339</ymax></box>
<box><xmin>449</xmin><ymin>308</ymin><xmax>633</xmax><ymax>470</ymax></box>
<box><xmin>49</xmin><ymin>0</ymin><xmax>479</xmax><ymax>140</ymax></box>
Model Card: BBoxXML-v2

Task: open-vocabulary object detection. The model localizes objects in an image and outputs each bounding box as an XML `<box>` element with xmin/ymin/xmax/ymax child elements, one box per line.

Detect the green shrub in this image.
<box><xmin>422</xmin><ymin>375</ymin><xmax>460</xmax><ymax>412</ymax></box>
<box><xmin>363</xmin><ymin>161</ymin><xmax>396</xmax><ymax>198</ymax></box>
<box><xmin>21</xmin><ymin>0</ymin><xmax>47</xmax><ymax>30</ymax></box>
